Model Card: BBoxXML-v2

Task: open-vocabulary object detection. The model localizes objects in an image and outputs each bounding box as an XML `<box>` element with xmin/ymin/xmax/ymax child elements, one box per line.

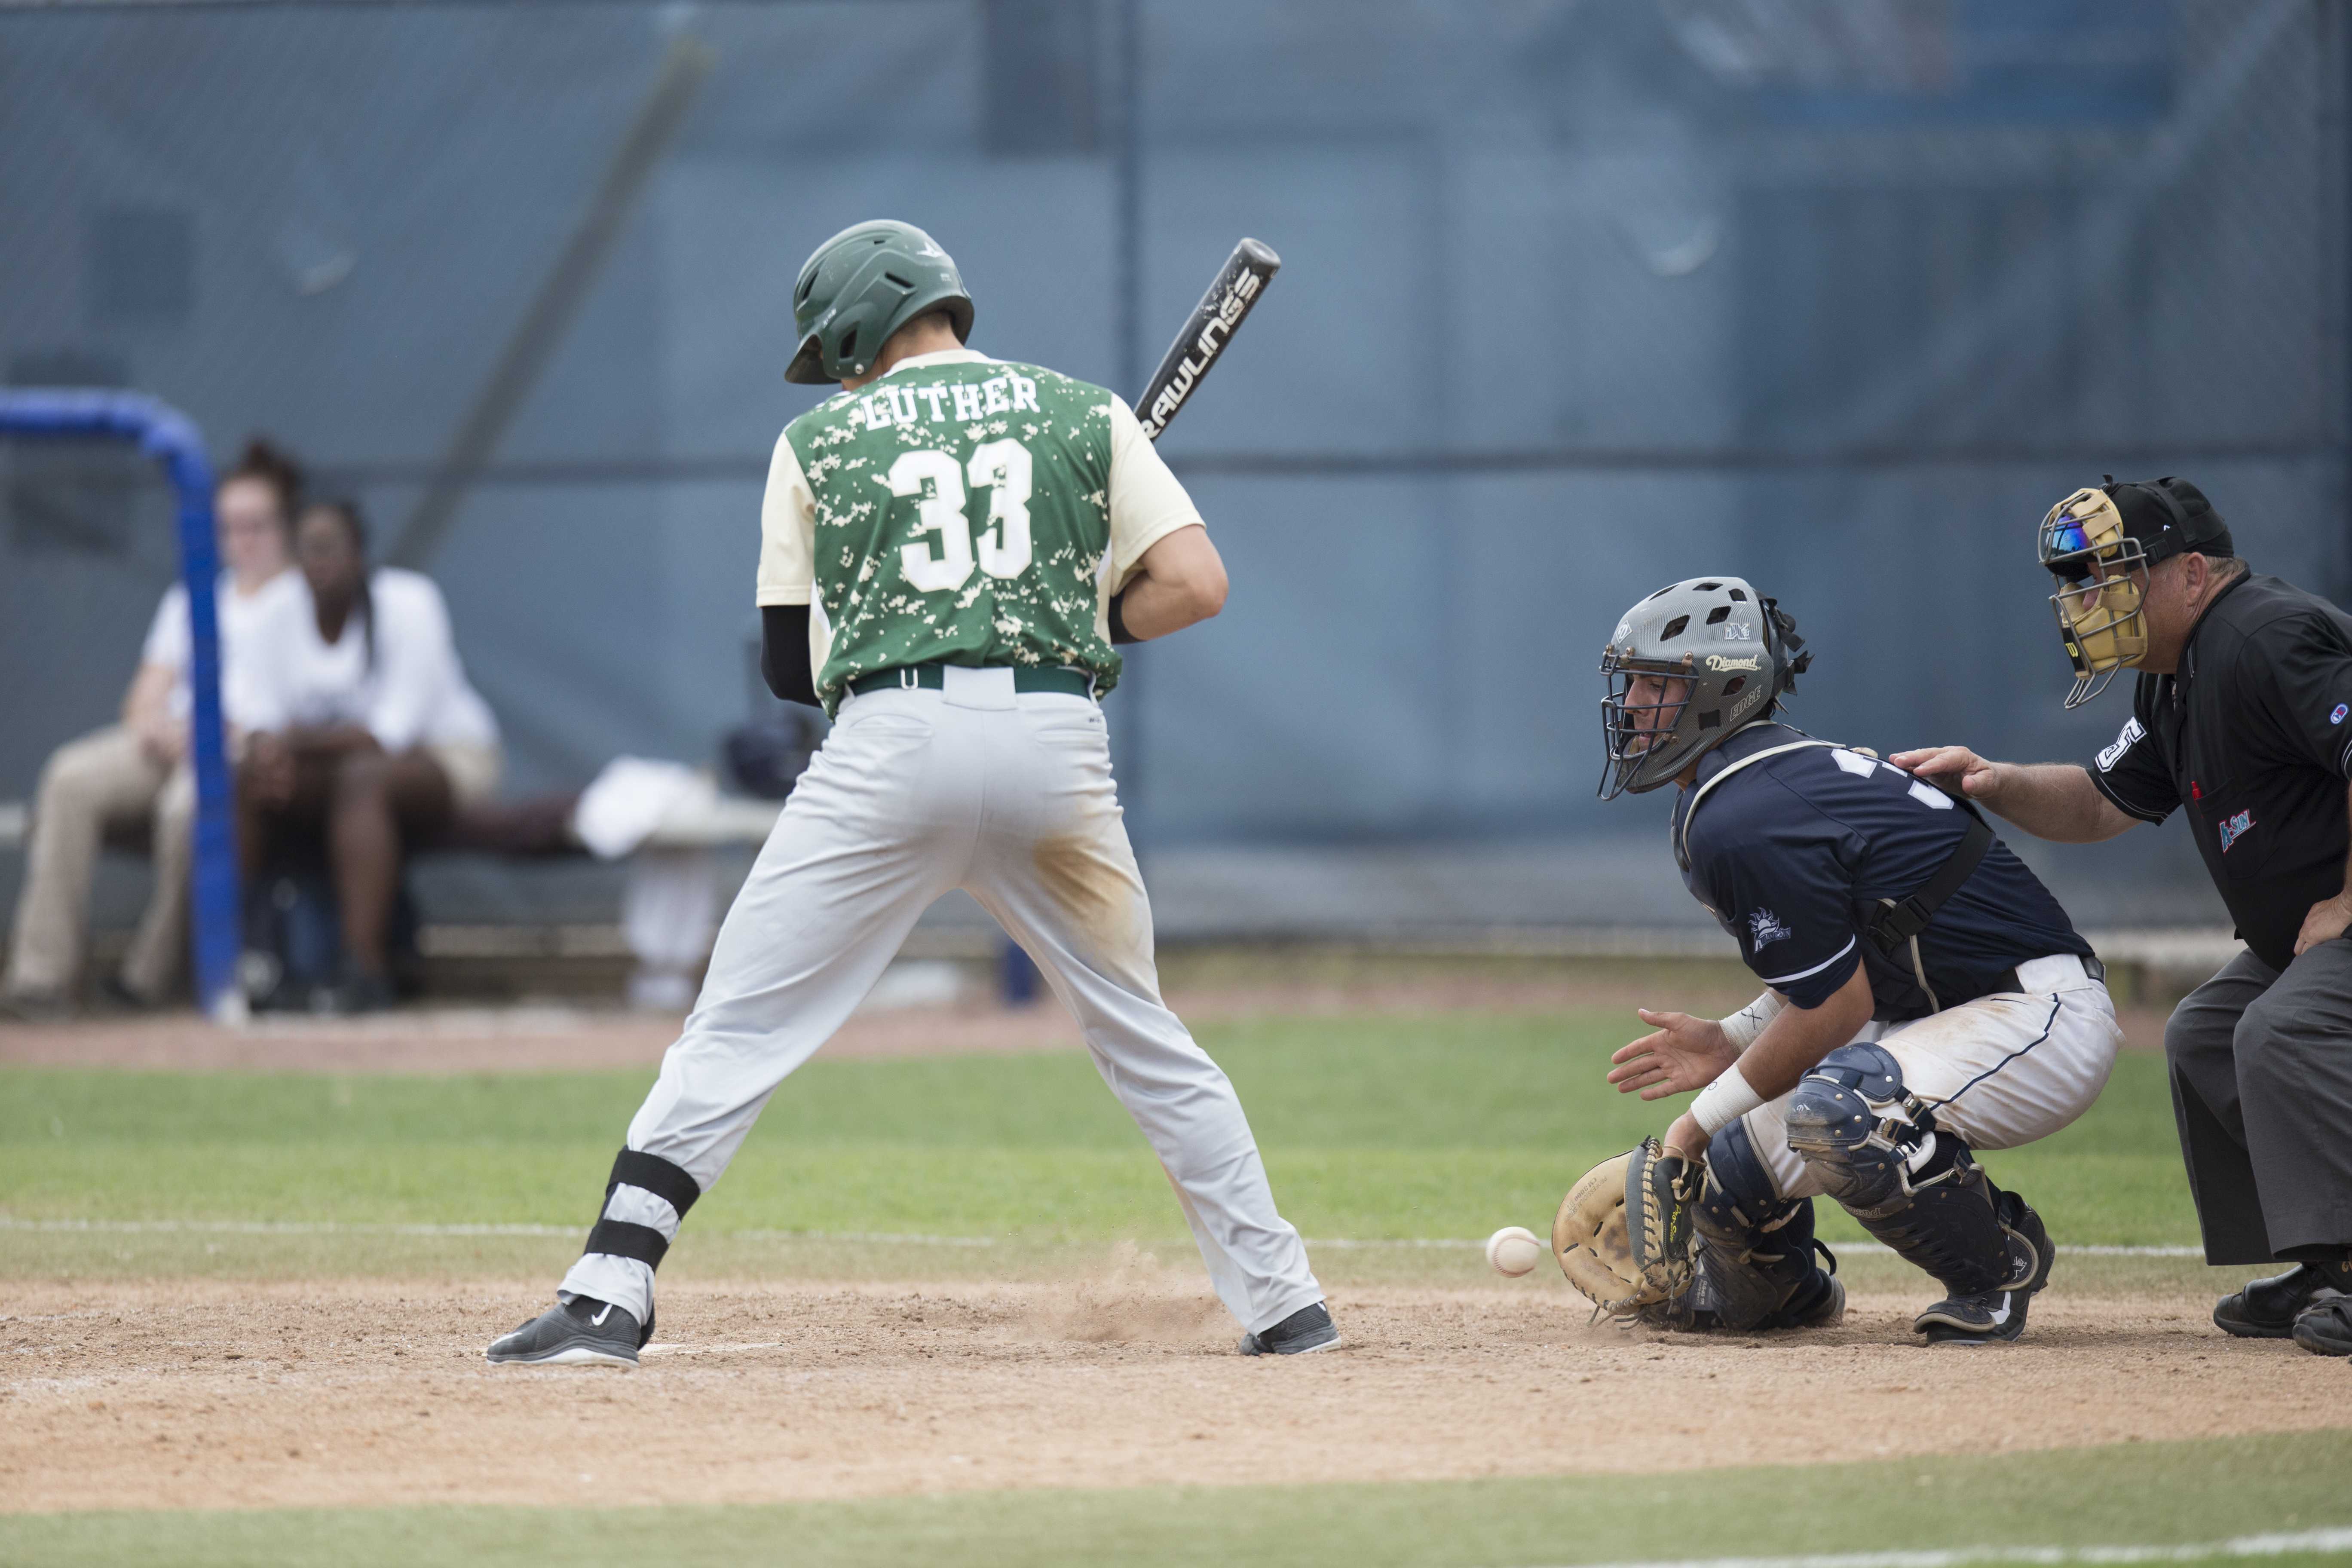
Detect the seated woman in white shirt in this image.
<box><xmin>2</xmin><ymin>439</ymin><xmax>306</xmax><ymax>1019</ymax></box>
<box><xmin>241</xmin><ymin>499</ymin><xmax>502</xmax><ymax>1013</ymax></box>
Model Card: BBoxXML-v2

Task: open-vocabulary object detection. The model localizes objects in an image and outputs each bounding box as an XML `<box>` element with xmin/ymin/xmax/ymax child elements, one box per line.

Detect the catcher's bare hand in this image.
<box><xmin>1887</xmin><ymin>744</ymin><xmax>2001</xmax><ymax>800</ymax></box>
<box><xmin>1662</xmin><ymin>1109</ymin><xmax>1709</xmax><ymax>1162</ymax></box>
<box><xmin>1608</xmin><ymin>1010</ymin><xmax>1738</xmax><ymax>1101</ymax></box>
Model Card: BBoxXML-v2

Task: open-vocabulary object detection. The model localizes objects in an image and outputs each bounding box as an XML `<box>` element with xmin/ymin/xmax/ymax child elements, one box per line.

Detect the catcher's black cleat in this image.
<box><xmin>2290</xmin><ymin>1293</ymin><xmax>2352</xmax><ymax>1357</ymax></box>
<box><xmin>1915</xmin><ymin>1287</ymin><xmax>2029</xmax><ymax>1345</ymax></box>
<box><xmin>486</xmin><ymin>1295</ymin><xmax>650</xmax><ymax>1367</ymax></box>
<box><xmin>1237</xmin><ymin>1301</ymin><xmax>1340</xmax><ymax>1357</ymax></box>
<box><xmin>1775</xmin><ymin>1266</ymin><xmax>1847</xmax><ymax>1330</ymax></box>
<box><xmin>1994</xmin><ymin>1189</ymin><xmax>2055</xmax><ymax>1295</ymax></box>
<box><xmin>2214</xmin><ymin>1263</ymin><xmax>2346</xmax><ymax>1339</ymax></box>
<box><xmin>1917</xmin><ymin>1197</ymin><xmax>2049</xmax><ymax>1346</ymax></box>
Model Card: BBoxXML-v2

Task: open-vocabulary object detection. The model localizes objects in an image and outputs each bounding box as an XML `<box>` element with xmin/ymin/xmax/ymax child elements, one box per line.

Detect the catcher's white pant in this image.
<box><xmin>1742</xmin><ymin>954</ymin><xmax>2122</xmax><ymax>1200</ymax></box>
<box><xmin>560</xmin><ymin>666</ymin><xmax>1325</xmax><ymax>1335</ymax></box>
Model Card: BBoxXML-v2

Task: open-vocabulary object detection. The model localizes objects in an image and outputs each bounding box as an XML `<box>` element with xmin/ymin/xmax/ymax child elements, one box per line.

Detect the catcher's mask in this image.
<box><xmin>1598</xmin><ymin>575</ymin><xmax>1811</xmax><ymax>799</ymax></box>
<box><xmin>2039</xmin><ymin>476</ymin><xmax>2232</xmax><ymax>709</ymax></box>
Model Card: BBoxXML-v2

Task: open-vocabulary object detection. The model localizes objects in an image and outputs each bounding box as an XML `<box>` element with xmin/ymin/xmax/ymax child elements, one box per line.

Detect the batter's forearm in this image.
<box><xmin>760</xmin><ymin>606</ymin><xmax>820</xmax><ymax>708</ymax></box>
<box><xmin>1114</xmin><ymin>525</ymin><xmax>1227</xmax><ymax>642</ymax></box>
<box><xmin>1978</xmin><ymin>763</ymin><xmax>2137</xmax><ymax>843</ymax></box>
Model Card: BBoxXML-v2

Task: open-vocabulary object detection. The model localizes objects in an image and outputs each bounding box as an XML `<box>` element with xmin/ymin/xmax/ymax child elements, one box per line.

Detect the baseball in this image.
<box><xmin>1485</xmin><ymin>1225</ymin><xmax>1544</xmax><ymax>1278</ymax></box>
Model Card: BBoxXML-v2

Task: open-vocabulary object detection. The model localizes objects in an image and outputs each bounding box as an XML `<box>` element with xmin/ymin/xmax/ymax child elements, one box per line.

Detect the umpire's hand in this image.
<box><xmin>2296</xmin><ymin>891</ymin><xmax>2352</xmax><ymax>956</ymax></box>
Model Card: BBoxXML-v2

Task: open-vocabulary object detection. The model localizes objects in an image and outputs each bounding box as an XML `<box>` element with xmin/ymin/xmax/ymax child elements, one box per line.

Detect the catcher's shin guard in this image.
<box><xmin>1682</xmin><ymin>1119</ymin><xmax>1839</xmax><ymax>1332</ymax></box>
<box><xmin>1782</xmin><ymin>1043</ymin><xmax>2011</xmax><ymax>1296</ymax></box>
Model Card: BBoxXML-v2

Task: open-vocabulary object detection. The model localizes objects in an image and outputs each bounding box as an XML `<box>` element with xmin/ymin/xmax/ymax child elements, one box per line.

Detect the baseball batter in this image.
<box><xmin>488</xmin><ymin>220</ymin><xmax>1336</xmax><ymax>1366</ymax></box>
<box><xmin>1591</xmin><ymin>578</ymin><xmax>2121</xmax><ymax>1344</ymax></box>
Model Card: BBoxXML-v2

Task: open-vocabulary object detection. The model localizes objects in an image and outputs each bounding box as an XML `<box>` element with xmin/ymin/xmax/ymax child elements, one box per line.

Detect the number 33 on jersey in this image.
<box><xmin>755</xmin><ymin>347</ymin><xmax>1208</xmax><ymax>714</ymax></box>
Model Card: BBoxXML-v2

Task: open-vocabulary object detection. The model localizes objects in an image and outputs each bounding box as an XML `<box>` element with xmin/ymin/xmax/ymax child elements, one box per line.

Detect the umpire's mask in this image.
<box><xmin>1598</xmin><ymin>576</ymin><xmax>1810</xmax><ymax>799</ymax></box>
<box><xmin>2039</xmin><ymin>477</ymin><xmax>2232</xmax><ymax>709</ymax></box>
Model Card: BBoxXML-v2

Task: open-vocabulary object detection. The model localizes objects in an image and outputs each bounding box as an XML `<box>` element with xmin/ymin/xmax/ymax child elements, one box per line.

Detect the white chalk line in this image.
<box><xmin>1534</xmin><ymin>1528</ymin><xmax>2352</xmax><ymax>1568</ymax></box>
<box><xmin>0</xmin><ymin>1217</ymin><xmax>2206</xmax><ymax>1258</ymax></box>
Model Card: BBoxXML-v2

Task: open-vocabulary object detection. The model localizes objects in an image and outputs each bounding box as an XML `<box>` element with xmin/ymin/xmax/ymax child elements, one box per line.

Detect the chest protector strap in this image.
<box><xmin>1676</xmin><ymin>737</ymin><xmax>1997</xmax><ymax>1014</ymax></box>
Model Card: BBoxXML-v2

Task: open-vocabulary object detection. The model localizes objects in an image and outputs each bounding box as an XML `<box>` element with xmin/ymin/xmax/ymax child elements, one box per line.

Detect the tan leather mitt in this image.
<box><xmin>1552</xmin><ymin>1137</ymin><xmax>1701</xmax><ymax>1316</ymax></box>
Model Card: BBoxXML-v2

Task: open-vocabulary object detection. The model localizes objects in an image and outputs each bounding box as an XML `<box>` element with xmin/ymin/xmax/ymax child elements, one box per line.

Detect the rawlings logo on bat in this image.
<box><xmin>1142</xmin><ymin>276</ymin><xmax>1262</xmax><ymax>434</ymax></box>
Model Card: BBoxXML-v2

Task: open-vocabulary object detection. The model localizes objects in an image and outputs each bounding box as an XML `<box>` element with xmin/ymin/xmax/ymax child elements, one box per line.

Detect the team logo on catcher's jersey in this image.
<box><xmin>2332</xmin><ymin>703</ymin><xmax>2348</xmax><ymax>726</ymax></box>
<box><xmin>2096</xmin><ymin>717</ymin><xmax>2145</xmax><ymax>772</ymax></box>
<box><xmin>1746</xmin><ymin>908</ymin><xmax>1793</xmax><ymax>950</ymax></box>
<box><xmin>2218</xmin><ymin>808</ymin><xmax>2255</xmax><ymax>854</ymax></box>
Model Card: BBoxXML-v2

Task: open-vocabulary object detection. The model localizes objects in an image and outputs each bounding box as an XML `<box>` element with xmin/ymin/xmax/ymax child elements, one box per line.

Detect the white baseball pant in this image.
<box><xmin>560</xmin><ymin>665</ymin><xmax>1325</xmax><ymax>1335</ymax></box>
<box><xmin>1741</xmin><ymin>953</ymin><xmax>2123</xmax><ymax>1200</ymax></box>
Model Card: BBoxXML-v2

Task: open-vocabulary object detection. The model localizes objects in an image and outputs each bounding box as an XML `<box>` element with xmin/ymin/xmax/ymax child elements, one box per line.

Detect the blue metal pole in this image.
<box><xmin>0</xmin><ymin>390</ymin><xmax>242</xmax><ymax>1022</ymax></box>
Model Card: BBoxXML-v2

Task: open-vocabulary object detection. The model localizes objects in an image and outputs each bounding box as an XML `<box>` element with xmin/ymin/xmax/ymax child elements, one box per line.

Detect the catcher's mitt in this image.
<box><xmin>1551</xmin><ymin>1136</ymin><xmax>1702</xmax><ymax>1317</ymax></box>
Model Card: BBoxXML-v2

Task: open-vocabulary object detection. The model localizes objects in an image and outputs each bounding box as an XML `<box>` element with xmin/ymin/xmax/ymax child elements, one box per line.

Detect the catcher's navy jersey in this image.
<box><xmin>1675</xmin><ymin>722</ymin><xmax>2092</xmax><ymax>1020</ymax></box>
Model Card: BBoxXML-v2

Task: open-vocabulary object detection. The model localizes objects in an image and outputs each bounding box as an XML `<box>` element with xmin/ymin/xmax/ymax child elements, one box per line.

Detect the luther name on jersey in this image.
<box><xmin>755</xmin><ymin>352</ymin><xmax>1186</xmax><ymax>713</ymax></box>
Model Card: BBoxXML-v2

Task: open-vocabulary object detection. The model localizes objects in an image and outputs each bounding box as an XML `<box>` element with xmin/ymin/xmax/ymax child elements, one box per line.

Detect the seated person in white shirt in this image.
<box><xmin>240</xmin><ymin>499</ymin><xmax>502</xmax><ymax>1013</ymax></box>
<box><xmin>2</xmin><ymin>439</ymin><xmax>307</xmax><ymax>1020</ymax></box>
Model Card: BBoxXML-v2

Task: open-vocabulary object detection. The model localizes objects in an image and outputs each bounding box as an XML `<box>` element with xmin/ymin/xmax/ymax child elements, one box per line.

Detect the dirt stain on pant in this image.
<box><xmin>1032</xmin><ymin>829</ymin><xmax>1152</xmax><ymax>993</ymax></box>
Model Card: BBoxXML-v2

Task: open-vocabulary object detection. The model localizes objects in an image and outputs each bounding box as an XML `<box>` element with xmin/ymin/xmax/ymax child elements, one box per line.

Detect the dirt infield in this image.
<box><xmin>0</xmin><ymin>1270</ymin><xmax>2330</xmax><ymax>1514</ymax></box>
<box><xmin>0</xmin><ymin>986</ymin><xmax>2177</xmax><ymax>1074</ymax></box>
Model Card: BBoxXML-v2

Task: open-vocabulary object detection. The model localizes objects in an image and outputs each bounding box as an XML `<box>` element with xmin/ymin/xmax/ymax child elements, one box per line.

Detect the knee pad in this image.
<box><xmin>1689</xmin><ymin>1119</ymin><xmax>1832</xmax><ymax>1331</ymax></box>
<box><xmin>1784</xmin><ymin>1043</ymin><xmax>2009</xmax><ymax>1295</ymax></box>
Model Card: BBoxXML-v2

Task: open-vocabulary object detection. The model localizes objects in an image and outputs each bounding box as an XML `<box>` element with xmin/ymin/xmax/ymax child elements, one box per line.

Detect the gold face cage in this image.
<box><xmin>2038</xmin><ymin>487</ymin><xmax>2149</xmax><ymax>709</ymax></box>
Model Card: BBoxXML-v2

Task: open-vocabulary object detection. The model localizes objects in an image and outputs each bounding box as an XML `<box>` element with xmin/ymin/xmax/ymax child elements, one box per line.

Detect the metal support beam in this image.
<box><xmin>390</xmin><ymin>32</ymin><xmax>714</xmax><ymax>569</ymax></box>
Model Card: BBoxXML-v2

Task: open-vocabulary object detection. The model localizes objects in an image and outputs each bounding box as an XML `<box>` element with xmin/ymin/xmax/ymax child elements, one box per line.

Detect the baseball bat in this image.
<box><xmin>1134</xmin><ymin>238</ymin><xmax>1281</xmax><ymax>441</ymax></box>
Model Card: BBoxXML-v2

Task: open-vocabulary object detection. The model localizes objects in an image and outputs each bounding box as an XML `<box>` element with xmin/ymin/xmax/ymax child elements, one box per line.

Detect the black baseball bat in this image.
<box><xmin>1134</xmin><ymin>238</ymin><xmax>1281</xmax><ymax>441</ymax></box>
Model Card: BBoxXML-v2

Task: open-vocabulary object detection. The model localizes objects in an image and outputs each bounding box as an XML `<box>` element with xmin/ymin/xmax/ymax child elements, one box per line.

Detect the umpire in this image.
<box><xmin>1894</xmin><ymin>477</ymin><xmax>2352</xmax><ymax>1357</ymax></box>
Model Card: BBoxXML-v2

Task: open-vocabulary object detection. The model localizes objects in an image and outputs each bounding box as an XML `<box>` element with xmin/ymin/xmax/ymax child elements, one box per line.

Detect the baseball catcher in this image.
<box><xmin>1562</xmin><ymin>577</ymin><xmax>2122</xmax><ymax>1344</ymax></box>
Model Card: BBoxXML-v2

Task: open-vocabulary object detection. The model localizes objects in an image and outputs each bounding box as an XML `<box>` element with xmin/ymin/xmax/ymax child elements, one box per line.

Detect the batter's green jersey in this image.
<box><xmin>755</xmin><ymin>348</ymin><xmax>1203</xmax><ymax>714</ymax></box>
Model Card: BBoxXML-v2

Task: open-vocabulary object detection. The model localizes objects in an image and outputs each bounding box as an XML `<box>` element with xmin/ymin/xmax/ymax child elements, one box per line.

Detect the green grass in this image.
<box><xmin>3</xmin><ymin>1430</ymin><xmax>2346</xmax><ymax>1568</ymax></box>
<box><xmin>0</xmin><ymin>1009</ymin><xmax>2200</xmax><ymax>1260</ymax></box>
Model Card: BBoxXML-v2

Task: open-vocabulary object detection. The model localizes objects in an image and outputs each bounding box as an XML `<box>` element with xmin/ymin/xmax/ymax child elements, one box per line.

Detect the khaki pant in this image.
<box><xmin>3</xmin><ymin>725</ymin><xmax>194</xmax><ymax>1001</ymax></box>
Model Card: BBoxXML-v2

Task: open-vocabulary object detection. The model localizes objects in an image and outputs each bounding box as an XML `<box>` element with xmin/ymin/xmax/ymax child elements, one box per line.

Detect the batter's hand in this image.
<box><xmin>1888</xmin><ymin>744</ymin><xmax>2000</xmax><ymax>799</ymax></box>
<box><xmin>2296</xmin><ymin>891</ymin><xmax>2352</xmax><ymax>956</ymax></box>
<box><xmin>1608</xmin><ymin>1010</ymin><xmax>1739</xmax><ymax>1101</ymax></box>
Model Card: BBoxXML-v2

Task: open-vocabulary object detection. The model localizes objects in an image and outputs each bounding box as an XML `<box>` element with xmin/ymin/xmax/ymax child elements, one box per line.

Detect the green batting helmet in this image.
<box><xmin>785</xmin><ymin>220</ymin><xmax>974</xmax><ymax>385</ymax></box>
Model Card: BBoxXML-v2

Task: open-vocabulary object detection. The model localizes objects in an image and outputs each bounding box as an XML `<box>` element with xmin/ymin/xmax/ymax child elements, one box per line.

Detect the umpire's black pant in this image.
<box><xmin>2165</xmin><ymin>941</ymin><xmax>2352</xmax><ymax>1265</ymax></box>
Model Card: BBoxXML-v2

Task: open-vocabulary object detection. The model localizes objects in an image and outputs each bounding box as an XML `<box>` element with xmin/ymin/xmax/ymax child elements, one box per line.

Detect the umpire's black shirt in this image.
<box><xmin>2088</xmin><ymin>573</ymin><xmax>2352</xmax><ymax>973</ymax></box>
<box><xmin>1677</xmin><ymin>722</ymin><xmax>2092</xmax><ymax>1023</ymax></box>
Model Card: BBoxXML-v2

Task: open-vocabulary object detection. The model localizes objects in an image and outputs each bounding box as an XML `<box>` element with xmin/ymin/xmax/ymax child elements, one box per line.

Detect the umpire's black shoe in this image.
<box><xmin>1915</xmin><ymin>1287</ymin><xmax>2030</xmax><ymax>1345</ymax></box>
<box><xmin>1237</xmin><ymin>1302</ymin><xmax>1340</xmax><ymax>1357</ymax></box>
<box><xmin>2291</xmin><ymin>1293</ymin><xmax>2352</xmax><ymax>1357</ymax></box>
<box><xmin>2214</xmin><ymin>1263</ymin><xmax>2346</xmax><ymax>1339</ymax></box>
<box><xmin>487</xmin><ymin>1295</ymin><xmax>649</xmax><ymax>1367</ymax></box>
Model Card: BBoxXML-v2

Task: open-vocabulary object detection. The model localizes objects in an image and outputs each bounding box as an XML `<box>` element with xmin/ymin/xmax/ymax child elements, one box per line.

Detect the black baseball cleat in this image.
<box><xmin>1915</xmin><ymin>1287</ymin><xmax>2030</xmax><ymax>1344</ymax></box>
<box><xmin>1775</xmin><ymin>1267</ymin><xmax>1847</xmax><ymax>1330</ymax></box>
<box><xmin>1237</xmin><ymin>1301</ymin><xmax>1340</xmax><ymax>1357</ymax></box>
<box><xmin>487</xmin><ymin>1295</ymin><xmax>650</xmax><ymax>1367</ymax></box>
<box><xmin>2290</xmin><ymin>1293</ymin><xmax>2352</xmax><ymax>1357</ymax></box>
<box><xmin>1917</xmin><ymin>1196</ymin><xmax>2050</xmax><ymax>1346</ymax></box>
<box><xmin>1994</xmin><ymin>1190</ymin><xmax>2055</xmax><ymax>1295</ymax></box>
<box><xmin>2214</xmin><ymin>1263</ymin><xmax>2346</xmax><ymax>1339</ymax></box>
